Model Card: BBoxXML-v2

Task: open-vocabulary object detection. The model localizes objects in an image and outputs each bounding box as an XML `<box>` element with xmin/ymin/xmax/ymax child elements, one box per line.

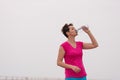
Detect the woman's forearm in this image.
<box><xmin>87</xmin><ymin>31</ymin><xmax>98</xmax><ymax>47</ymax></box>
<box><xmin>57</xmin><ymin>61</ymin><xmax>81</xmax><ymax>73</ymax></box>
<box><xmin>57</xmin><ymin>61</ymin><xmax>73</xmax><ymax>69</ymax></box>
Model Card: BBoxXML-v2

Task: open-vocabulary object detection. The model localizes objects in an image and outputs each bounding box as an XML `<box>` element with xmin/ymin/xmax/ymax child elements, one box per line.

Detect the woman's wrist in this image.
<box><xmin>86</xmin><ymin>30</ymin><xmax>91</xmax><ymax>34</ymax></box>
<box><xmin>69</xmin><ymin>65</ymin><xmax>74</xmax><ymax>69</ymax></box>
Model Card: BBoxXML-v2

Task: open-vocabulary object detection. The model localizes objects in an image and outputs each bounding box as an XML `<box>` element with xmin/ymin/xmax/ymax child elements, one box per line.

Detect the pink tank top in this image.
<box><xmin>61</xmin><ymin>41</ymin><xmax>87</xmax><ymax>78</ymax></box>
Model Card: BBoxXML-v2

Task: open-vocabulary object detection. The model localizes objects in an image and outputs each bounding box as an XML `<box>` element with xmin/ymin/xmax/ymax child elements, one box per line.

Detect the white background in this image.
<box><xmin>0</xmin><ymin>0</ymin><xmax>120</xmax><ymax>80</ymax></box>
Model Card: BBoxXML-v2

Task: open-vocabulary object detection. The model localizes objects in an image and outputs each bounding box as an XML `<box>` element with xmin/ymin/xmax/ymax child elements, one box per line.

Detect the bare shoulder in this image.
<box><xmin>59</xmin><ymin>45</ymin><xmax>65</xmax><ymax>53</ymax></box>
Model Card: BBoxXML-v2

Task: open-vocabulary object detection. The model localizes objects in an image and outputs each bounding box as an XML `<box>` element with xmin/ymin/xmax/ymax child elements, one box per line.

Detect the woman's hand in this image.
<box><xmin>81</xmin><ymin>26</ymin><xmax>90</xmax><ymax>33</ymax></box>
<box><xmin>71</xmin><ymin>66</ymin><xmax>81</xmax><ymax>73</ymax></box>
<box><xmin>81</xmin><ymin>25</ymin><xmax>99</xmax><ymax>49</ymax></box>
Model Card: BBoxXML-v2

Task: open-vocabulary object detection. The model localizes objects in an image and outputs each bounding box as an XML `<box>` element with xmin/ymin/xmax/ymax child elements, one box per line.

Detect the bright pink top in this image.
<box><xmin>61</xmin><ymin>41</ymin><xmax>87</xmax><ymax>78</ymax></box>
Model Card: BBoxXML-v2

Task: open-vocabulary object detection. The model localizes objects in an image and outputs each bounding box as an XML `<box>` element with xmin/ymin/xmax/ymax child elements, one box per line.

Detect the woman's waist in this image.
<box><xmin>65</xmin><ymin>61</ymin><xmax>84</xmax><ymax>67</ymax></box>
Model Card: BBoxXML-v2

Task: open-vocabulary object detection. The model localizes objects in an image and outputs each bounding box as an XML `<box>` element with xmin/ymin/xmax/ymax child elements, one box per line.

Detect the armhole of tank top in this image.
<box><xmin>60</xmin><ymin>44</ymin><xmax>65</xmax><ymax>52</ymax></box>
<box><xmin>77</xmin><ymin>41</ymin><xmax>83</xmax><ymax>48</ymax></box>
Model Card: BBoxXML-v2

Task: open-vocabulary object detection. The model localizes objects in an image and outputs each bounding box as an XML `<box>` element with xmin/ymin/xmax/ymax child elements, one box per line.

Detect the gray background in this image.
<box><xmin>0</xmin><ymin>0</ymin><xmax>120</xmax><ymax>80</ymax></box>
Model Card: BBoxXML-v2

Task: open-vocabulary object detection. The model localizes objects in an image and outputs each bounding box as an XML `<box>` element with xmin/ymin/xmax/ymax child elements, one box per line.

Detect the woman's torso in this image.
<box><xmin>61</xmin><ymin>41</ymin><xmax>87</xmax><ymax>78</ymax></box>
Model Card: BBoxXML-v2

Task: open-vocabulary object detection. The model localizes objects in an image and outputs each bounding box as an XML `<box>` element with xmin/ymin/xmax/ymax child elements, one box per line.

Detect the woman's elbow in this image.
<box><xmin>57</xmin><ymin>61</ymin><xmax>61</xmax><ymax>66</ymax></box>
<box><xmin>94</xmin><ymin>44</ymin><xmax>99</xmax><ymax>48</ymax></box>
<box><xmin>57</xmin><ymin>62</ymin><xmax>59</xmax><ymax>66</ymax></box>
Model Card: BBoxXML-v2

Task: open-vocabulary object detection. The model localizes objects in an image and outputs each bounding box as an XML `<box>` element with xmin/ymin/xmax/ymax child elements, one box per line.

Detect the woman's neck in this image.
<box><xmin>67</xmin><ymin>36</ymin><xmax>76</xmax><ymax>43</ymax></box>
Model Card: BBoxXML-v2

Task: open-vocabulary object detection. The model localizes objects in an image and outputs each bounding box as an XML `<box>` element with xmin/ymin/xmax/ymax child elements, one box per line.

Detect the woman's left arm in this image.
<box><xmin>82</xmin><ymin>26</ymin><xmax>99</xmax><ymax>49</ymax></box>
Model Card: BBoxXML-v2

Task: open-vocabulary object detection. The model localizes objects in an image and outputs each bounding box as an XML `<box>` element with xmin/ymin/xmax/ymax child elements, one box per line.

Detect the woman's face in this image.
<box><xmin>68</xmin><ymin>26</ymin><xmax>78</xmax><ymax>37</ymax></box>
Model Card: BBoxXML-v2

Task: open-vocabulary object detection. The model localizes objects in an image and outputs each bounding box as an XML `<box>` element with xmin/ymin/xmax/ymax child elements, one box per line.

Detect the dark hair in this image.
<box><xmin>61</xmin><ymin>23</ymin><xmax>73</xmax><ymax>38</ymax></box>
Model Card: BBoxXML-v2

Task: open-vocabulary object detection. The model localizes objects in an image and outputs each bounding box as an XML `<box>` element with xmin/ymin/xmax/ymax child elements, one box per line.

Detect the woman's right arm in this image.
<box><xmin>57</xmin><ymin>46</ymin><xmax>80</xmax><ymax>73</ymax></box>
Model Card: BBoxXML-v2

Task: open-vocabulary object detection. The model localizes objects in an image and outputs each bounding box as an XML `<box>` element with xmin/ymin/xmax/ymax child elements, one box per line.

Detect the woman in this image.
<box><xmin>57</xmin><ymin>23</ymin><xmax>98</xmax><ymax>80</ymax></box>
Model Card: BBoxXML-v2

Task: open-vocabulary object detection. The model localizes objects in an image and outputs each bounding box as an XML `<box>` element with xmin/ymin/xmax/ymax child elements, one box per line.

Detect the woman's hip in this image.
<box><xmin>65</xmin><ymin>76</ymin><xmax>87</xmax><ymax>80</ymax></box>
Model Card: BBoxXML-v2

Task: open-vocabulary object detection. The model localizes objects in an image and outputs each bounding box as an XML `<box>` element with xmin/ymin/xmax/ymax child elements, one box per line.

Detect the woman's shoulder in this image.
<box><xmin>76</xmin><ymin>41</ymin><xmax>83</xmax><ymax>43</ymax></box>
<box><xmin>76</xmin><ymin>41</ymin><xmax>83</xmax><ymax>46</ymax></box>
<box><xmin>60</xmin><ymin>41</ymin><xmax>68</xmax><ymax>46</ymax></box>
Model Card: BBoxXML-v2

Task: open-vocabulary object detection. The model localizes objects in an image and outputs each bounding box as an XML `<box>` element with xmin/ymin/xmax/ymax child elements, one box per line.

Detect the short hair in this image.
<box><xmin>61</xmin><ymin>23</ymin><xmax>73</xmax><ymax>38</ymax></box>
